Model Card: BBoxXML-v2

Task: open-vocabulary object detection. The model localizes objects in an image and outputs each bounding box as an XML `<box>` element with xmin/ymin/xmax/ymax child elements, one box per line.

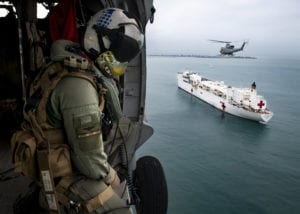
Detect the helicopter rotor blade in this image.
<box><xmin>208</xmin><ymin>39</ymin><xmax>231</xmax><ymax>44</ymax></box>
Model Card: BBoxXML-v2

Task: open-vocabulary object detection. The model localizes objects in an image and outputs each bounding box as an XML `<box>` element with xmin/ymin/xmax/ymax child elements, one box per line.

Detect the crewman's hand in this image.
<box><xmin>104</xmin><ymin>167</ymin><xmax>120</xmax><ymax>189</ymax></box>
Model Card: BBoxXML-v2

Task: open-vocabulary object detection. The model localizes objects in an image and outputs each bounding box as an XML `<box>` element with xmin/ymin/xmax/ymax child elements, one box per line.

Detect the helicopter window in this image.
<box><xmin>37</xmin><ymin>3</ymin><xmax>49</xmax><ymax>19</ymax></box>
<box><xmin>0</xmin><ymin>3</ymin><xmax>49</xmax><ymax>18</ymax></box>
<box><xmin>0</xmin><ymin>3</ymin><xmax>15</xmax><ymax>18</ymax></box>
<box><xmin>0</xmin><ymin>8</ymin><xmax>9</xmax><ymax>17</ymax></box>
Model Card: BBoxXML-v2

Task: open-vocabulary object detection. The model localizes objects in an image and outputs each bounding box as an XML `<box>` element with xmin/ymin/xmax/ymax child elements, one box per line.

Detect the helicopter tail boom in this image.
<box><xmin>239</xmin><ymin>42</ymin><xmax>246</xmax><ymax>51</ymax></box>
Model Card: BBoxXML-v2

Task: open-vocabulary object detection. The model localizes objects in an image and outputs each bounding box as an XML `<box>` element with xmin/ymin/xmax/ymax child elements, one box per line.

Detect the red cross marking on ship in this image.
<box><xmin>257</xmin><ymin>100</ymin><xmax>265</xmax><ymax>108</ymax></box>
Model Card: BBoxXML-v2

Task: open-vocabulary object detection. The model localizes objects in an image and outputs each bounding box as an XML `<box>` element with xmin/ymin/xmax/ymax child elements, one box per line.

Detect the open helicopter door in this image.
<box><xmin>0</xmin><ymin>0</ymin><xmax>167</xmax><ymax>213</ymax></box>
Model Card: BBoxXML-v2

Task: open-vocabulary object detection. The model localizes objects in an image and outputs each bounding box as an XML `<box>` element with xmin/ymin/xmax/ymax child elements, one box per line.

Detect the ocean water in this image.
<box><xmin>137</xmin><ymin>56</ymin><xmax>300</xmax><ymax>214</ymax></box>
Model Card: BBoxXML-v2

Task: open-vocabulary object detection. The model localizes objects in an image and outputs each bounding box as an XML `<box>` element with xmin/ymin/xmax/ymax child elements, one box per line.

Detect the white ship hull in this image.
<box><xmin>177</xmin><ymin>72</ymin><xmax>273</xmax><ymax>123</ymax></box>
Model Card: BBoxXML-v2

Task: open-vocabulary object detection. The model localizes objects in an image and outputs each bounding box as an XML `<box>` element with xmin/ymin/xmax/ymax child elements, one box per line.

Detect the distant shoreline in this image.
<box><xmin>148</xmin><ymin>54</ymin><xmax>257</xmax><ymax>59</ymax></box>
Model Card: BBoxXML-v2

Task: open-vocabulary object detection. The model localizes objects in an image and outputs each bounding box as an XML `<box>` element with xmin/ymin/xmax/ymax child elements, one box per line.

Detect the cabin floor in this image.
<box><xmin>0</xmin><ymin>137</ymin><xmax>31</xmax><ymax>213</ymax></box>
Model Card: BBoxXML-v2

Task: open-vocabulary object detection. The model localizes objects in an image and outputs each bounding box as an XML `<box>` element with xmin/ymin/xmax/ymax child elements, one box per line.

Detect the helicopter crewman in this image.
<box><xmin>11</xmin><ymin>6</ymin><xmax>144</xmax><ymax>214</ymax></box>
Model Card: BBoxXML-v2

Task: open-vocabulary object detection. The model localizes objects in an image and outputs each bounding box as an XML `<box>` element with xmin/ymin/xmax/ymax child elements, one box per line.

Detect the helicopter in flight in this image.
<box><xmin>209</xmin><ymin>39</ymin><xmax>248</xmax><ymax>56</ymax></box>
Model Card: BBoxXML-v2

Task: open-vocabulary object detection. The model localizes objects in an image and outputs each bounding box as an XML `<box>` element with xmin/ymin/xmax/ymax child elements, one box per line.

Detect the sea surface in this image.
<box><xmin>137</xmin><ymin>56</ymin><xmax>300</xmax><ymax>214</ymax></box>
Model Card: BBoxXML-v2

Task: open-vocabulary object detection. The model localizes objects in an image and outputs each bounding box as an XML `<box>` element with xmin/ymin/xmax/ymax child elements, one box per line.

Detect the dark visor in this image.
<box><xmin>93</xmin><ymin>25</ymin><xmax>141</xmax><ymax>62</ymax></box>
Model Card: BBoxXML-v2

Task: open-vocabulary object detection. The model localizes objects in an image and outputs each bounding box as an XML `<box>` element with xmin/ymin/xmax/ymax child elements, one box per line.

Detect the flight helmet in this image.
<box><xmin>83</xmin><ymin>8</ymin><xmax>144</xmax><ymax>77</ymax></box>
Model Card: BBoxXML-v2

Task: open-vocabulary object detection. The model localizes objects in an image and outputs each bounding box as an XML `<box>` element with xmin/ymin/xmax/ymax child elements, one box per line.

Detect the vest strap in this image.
<box><xmin>55</xmin><ymin>176</ymin><xmax>75</xmax><ymax>209</ymax></box>
<box><xmin>37</xmin><ymin>149</ymin><xmax>61</xmax><ymax>213</ymax></box>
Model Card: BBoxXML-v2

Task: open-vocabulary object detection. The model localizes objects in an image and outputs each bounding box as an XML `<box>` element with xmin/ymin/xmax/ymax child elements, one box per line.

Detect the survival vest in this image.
<box><xmin>11</xmin><ymin>57</ymin><xmax>117</xmax><ymax>213</ymax></box>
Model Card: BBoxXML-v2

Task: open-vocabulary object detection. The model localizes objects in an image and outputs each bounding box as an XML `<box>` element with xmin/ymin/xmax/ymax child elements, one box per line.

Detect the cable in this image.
<box><xmin>77</xmin><ymin>0</ymin><xmax>87</xmax><ymax>26</ymax></box>
<box><xmin>108</xmin><ymin>122</ymin><xmax>119</xmax><ymax>157</ymax></box>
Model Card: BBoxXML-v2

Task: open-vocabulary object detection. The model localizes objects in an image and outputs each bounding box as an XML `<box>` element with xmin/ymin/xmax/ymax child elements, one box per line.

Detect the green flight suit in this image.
<box><xmin>39</xmin><ymin>40</ymin><xmax>131</xmax><ymax>213</ymax></box>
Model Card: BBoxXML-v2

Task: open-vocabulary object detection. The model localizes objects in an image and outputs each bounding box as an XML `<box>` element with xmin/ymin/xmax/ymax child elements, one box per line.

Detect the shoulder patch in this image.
<box><xmin>73</xmin><ymin>113</ymin><xmax>101</xmax><ymax>138</ymax></box>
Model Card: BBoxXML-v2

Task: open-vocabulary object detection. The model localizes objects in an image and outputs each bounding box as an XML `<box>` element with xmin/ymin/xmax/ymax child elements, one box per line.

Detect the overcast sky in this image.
<box><xmin>146</xmin><ymin>0</ymin><xmax>300</xmax><ymax>57</ymax></box>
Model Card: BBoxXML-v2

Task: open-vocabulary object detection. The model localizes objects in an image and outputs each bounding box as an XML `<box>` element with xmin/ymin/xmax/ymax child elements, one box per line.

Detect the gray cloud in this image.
<box><xmin>146</xmin><ymin>0</ymin><xmax>300</xmax><ymax>57</ymax></box>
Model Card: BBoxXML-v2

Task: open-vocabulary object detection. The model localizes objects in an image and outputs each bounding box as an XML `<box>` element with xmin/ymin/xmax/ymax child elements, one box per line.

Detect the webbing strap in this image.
<box><xmin>83</xmin><ymin>186</ymin><xmax>114</xmax><ymax>213</ymax></box>
<box><xmin>55</xmin><ymin>176</ymin><xmax>75</xmax><ymax>209</ymax></box>
<box><xmin>26</xmin><ymin>111</ymin><xmax>47</xmax><ymax>145</ymax></box>
<box><xmin>37</xmin><ymin>150</ymin><xmax>61</xmax><ymax>213</ymax></box>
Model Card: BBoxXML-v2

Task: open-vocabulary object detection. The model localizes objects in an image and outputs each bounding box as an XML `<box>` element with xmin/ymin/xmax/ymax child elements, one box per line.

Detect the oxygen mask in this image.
<box><xmin>96</xmin><ymin>51</ymin><xmax>128</xmax><ymax>78</ymax></box>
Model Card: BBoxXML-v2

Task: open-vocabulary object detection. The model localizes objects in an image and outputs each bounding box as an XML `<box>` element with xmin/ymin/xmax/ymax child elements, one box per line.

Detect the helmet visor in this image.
<box><xmin>110</xmin><ymin>34</ymin><xmax>142</xmax><ymax>62</ymax></box>
<box><xmin>93</xmin><ymin>25</ymin><xmax>144</xmax><ymax>62</ymax></box>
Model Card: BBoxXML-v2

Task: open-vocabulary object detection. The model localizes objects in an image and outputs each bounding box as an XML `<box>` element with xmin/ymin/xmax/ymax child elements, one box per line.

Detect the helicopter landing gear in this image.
<box><xmin>134</xmin><ymin>156</ymin><xmax>168</xmax><ymax>214</ymax></box>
